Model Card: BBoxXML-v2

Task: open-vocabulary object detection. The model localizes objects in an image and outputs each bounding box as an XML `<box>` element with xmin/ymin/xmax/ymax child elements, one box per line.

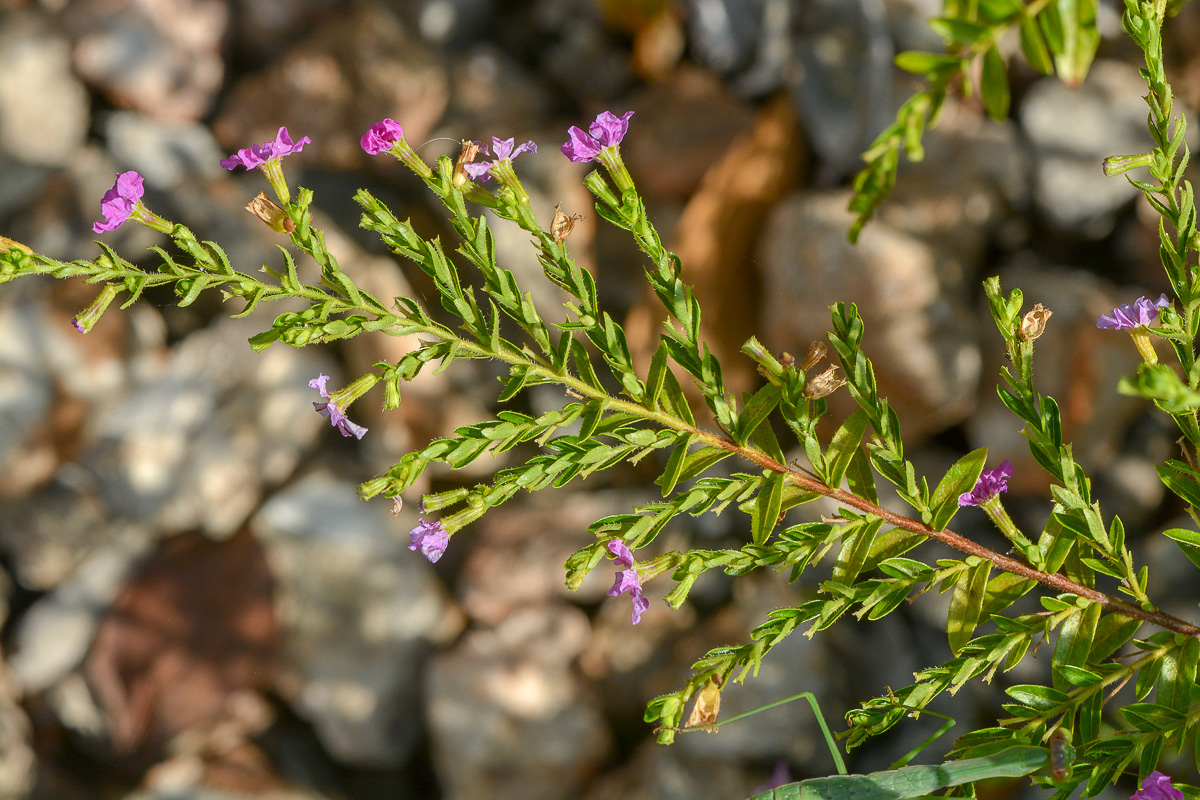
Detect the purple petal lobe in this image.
<box><xmin>222</xmin><ymin>127</ymin><xmax>310</xmax><ymax>169</ymax></box>
<box><xmin>1097</xmin><ymin>294</ymin><xmax>1170</xmax><ymax>330</ymax></box>
<box><xmin>561</xmin><ymin>125</ymin><xmax>604</xmax><ymax>163</ymax></box>
<box><xmin>92</xmin><ymin>171</ymin><xmax>144</xmax><ymax>233</ymax></box>
<box><xmin>361</xmin><ymin>118</ymin><xmax>405</xmax><ymax>155</ymax></box>
<box><xmin>1132</xmin><ymin>772</ymin><xmax>1184</xmax><ymax>800</ymax></box>
<box><xmin>463</xmin><ymin>160</ymin><xmax>494</xmax><ymax>181</ymax></box>
<box><xmin>958</xmin><ymin>460</ymin><xmax>1013</xmax><ymax>507</ymax></box>
<box><xmin>606</xmin><ymin>539</ymin><xmax>634</xmax><ymax>566</ymax></box>
<box><xmin>409</xmin><ymin>518</ymin><xmax>449</xmax><ymax>562</ymax></box>
<box><xmin>309</xmin><ymin>373</ymin><xmax>332</xmax><ymax>398</ymax></box>
<box><xmin>588</xmin><ymin>110</ymin><xmax>633</xmax><ymax>148</ymax></box>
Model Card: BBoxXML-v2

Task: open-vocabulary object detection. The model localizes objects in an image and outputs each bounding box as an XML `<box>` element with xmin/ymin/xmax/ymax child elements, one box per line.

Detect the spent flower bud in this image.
<box><xmin>1020</xmin><ymin>303</ymin><xmax>1052</xmax><ymax>341</ymax></box>
<box><xmin>803</xmin><ymin>366</ymin><xmax>846</xmax><ymax>399</ymax></box>
<box><xmin>245</xmin><ymin>192</ymin><xmax>295</xmax><ymax>234</ymax></box>
<box><xmin>71</xmin><ymin>284</ymin><xmax>122</xmax><ymax>334</ymax></box>
<box><xmin>551</xmin><ymin>204</ymin><xmax>583</xmax><ymax>242</ymax></box>
<box><xmin>799</xmin><ymin>341</ymin><xmax>827</xmax><ymax>372</ymax></box>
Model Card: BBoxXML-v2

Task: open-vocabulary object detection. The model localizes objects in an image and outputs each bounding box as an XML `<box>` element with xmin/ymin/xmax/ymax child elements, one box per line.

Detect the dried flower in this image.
<box><xmin>409</xmin><ymin>518</ymin><xmax>449</xmax><ymax>563</ymax></box>
<box><xmin>220</xmin><ymin>126</ymin><xmax>310</xmax><ymax>171</ymax></box>
<box><xmin>799</xmin><ymin>341</ymin><xmax>827</xmax><ymax>372</ymax></box>
<box><xmin>1131</xmin><ymin>772</ymin><xmax>1183</xmax><ymax>800</ymax></box>
<box><xmin>453</xmin><ymin>139</ymin><xmax>483</xmax><ymax>188</ymax></box>
<box><xmin>308</xmin><ymin>373</ymin><xmax>368</xmax><ymax>440</ymax></box>
<box><xmin>245</xmin><ymin>192</ymin><xmax>295</xmax><ymax>234</ymax></box>
<box><xmin>0</xmin><ymin>235</ymin><xmax>33</xmax><ymax>255</ymax></box>
<box><xmin>958</xmin><ymin>460</ymin><xmax>1013</xmax><ymax>507</ymax></box>
<box><xmin>562</xmin><ymin>111</ymin><xmax>634</xmax><ymax>163</ymax></box>
<box><xmin>607</xmin><ymin>539</ymin><xmax>649</xmax><ymax>625</ymax></box>
<box><xmin>1020</xmin><ymin>303</ymin><xmax>1052</xmax><ymax>341</ymax></box>
<box><xmin>551</xmin><ymin>204</ymin><xmax>583</xmax><ymax>241</ymax></box>
<box><xmin>361</xmin><ymin>118</ymin><xmax>405</xmax><ymax>156</ymax></box>
<box><xmin>462</xmin><ymin>136</ymin><xmax>537</xmax><ymax>182</ymax></box>
<box><xmin>803</xmin><ymin>366</ymin><xmax>846</xmax><ymax>399</ymax></box>
<box><xmin>93</xmin><ymin>171</ymin><xmax>145</xmax><ymax>233</ymax></box>
<box><xmin>1096</xmin><ymin>294</ymin><xmax>1169</xmax><ymax>330</ymax></box>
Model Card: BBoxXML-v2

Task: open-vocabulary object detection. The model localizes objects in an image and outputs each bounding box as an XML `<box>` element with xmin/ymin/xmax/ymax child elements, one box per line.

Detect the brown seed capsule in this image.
<box><xmin>799</xmin><ymin>341</ymin><xmax>827</xmax><ymax>372</ymax></box>
<box><xmin>453</xmin><ymin>139</ymin><xmax>482</xmax><ymax>189</ymax></box>
<box><xmin>245</xmin><ymin>192</ymin><xmax>295</xmax><ymax>234</ymax></box>
<box><xmin>803</xmin><ymin>366</ymin><xmax>847</xmax><ymax>400</ymax></box>
<box><xmin>1020</xmin><ymin>303</ymin><xmax>1052</xmax><ymax>341</ymax></box>
<box><xmin>683</xmin><ymin>674</ymin><xmax>722</xmax><ymax>732</ymax></box>
<box><xmin>551</xmin><ymin>204</ymin><xmax>584</xmax><ymax>242</ymax></box>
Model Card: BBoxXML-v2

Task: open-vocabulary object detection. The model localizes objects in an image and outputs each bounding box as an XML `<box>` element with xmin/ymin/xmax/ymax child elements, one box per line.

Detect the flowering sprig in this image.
<box><xmin>607</xmin><ymin>540</ymin><xmax>649</xmax><ymax>625</ymax></box>
<box><xmin>1097</xmin><ymin>294</ymin><xmax>1169</xmax><ymax>364</ymax></box>
<box><xmin>92</xmin><ymin>171</ymin><xmax>174</xmax><ymax>235</ymax></box>
<box><xmin>4</xmin><ymin>6</ymin><xmax>1200</xmax><ymax>793</ymax></box>
<box><xmin>562</xmin><ymin>111</ymin><xmax>635</xmax><ymax>193</ymax></box>
<box><xmin>221</xmin><ymin>126</ymin><xmax>311</xmax><ymax>202</ymax></box>
<box><xmin>308</xmin><ymin>374</ymin><xmax>369</xmax><ymax>440</ymax></box>
<box><xmin>409</xmin><ymin>518</ymin><xmax>449</xmax><ymax>563</ymax></box>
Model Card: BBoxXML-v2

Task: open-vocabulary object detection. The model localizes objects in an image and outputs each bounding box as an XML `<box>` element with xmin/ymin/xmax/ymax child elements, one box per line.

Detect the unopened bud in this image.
<box><xmin>330</xmin><ymin>372</ymin><xmax>380</xmax><ymax>408</ymax></box>
<box><xmin>71</xmin><ymin>284</ymin><xmax>121</xmax><ymax>334</ymax></box>
<box><xmin>1020</xmin><ymin>303</ymin><xmax>1052</xmax><ymax>341</ymax></box>
<box><xmin>1102</xmin><ymin>153</ymin><xmax>1153</xmax><ymax>177</ymax></box>
<box><xmin>551</xmin><ymin>204</ymin><xmax>583</xmax><ymax>242</ymax></box>
<box><xmin>246</xmin><ymin>192</ymin><xmax>295</xmax><ymax>234</ymax></box>
<box><xmin>453</xmin><ymin>139</ymin><xmax>482</xmax><ymax>189</ymax></box>
<box><xmin>799</xmin><ymin>341</ymin><xmax>827</xmax><ymax>372</ymax></box>
<box><xmin>803</xmin><ymin>366</ymin><xmax>846</xmax><ymax>399</ymax></box>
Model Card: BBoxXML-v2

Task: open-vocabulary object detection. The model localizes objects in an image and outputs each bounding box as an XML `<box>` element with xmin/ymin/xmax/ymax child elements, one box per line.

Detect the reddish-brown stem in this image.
<box><xmin>698</xmin><ymin>430</ymin><xmax>1200</xmax><ymax>638</ymax></box>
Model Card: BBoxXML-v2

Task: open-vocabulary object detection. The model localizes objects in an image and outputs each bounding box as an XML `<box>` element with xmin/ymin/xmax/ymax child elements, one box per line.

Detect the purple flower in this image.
<box><xmin>309</xmin><ymin>373</ymin><xmax>368</xmax><ymax>440</ymax></box>
<box><xmin>409</xmin><ymin>518</ymin><xmax>449</xmax><ymax>563</ymax></box>
<box><xmin>93</xmin><ymin>171</ymin><xmax>145</xmax><ymax>233</ymax></box>
<box><xmin>1132</xmin><ymin>772</ymin><xmax>1184</xmax><ymax>800</ymax></box>
<box><xmin>360</xmin><ymin>118</ymin><xmax>405</xmax><ymax>155</ymax></box>
<box><xmin>461</xmin><ymin>137</ymin><xmax>537</xmax><ymax>182</ymax></box>
<box><xmin>959</xmin><ymin>460</ymin><xmax>1013</xmax><ymax>507</ymax></box>
<box><xmin>220</xmin><ymin>126</ymin><xmax>311</xmax><ymax>171</ymax></box>
<box><xmin>561</xmin><ymin>111</ymin><xmax>634</xmax><ymax>163</ymax></box>
<box><xmin>607</xmin><ymin>539</ymin><xmax>649</xmax><ymax>625</ymax></box>
<box><xmin>1096</xmin><ymin>294</ymin><xmax>1170</xmax><ymax>330</ymax></box>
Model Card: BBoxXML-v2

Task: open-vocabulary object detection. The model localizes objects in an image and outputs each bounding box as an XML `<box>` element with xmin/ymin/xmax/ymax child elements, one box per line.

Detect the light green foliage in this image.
<box><xmin>3</xmin><ymin>1</ymin><xmax>1200</xmax><ymax>796</ymax></box>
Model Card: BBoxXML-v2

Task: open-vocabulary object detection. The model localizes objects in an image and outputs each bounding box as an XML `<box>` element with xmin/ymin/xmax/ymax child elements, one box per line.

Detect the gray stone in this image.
<box><xmin>0</xmin><ymin>13</ymin><xmax>90</xmax><ymax>166</ymax></box>
<box><xmin>102</xmin><ymin>112</ymin><xmax>227</xmax><ymax>190</ymax></box>
<box><xmin>9</xmin><ymin>536</ymin><xmax>147</xmax><ymax>692</ymax></box>
<box><xmin>1022</xmin><ymin>60</ymin><xmax>1183</xmax><ymax>235</ymax></box>
<box><xmin>253</xmin><ymin>473</ymin><xmax>461</xmax><ymax>767</ymax></box>
<box><xmin>427</xmin><ymin>606</ymin><xmax>611</xmax><ymax>800</ymax></box>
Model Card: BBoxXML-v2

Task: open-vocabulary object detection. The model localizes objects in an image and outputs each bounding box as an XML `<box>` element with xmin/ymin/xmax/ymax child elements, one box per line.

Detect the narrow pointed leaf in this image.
<box><xmin>948</xmin><ymin>558</ymin><xmax>991</xmax><ymax>654</ymax></box>
<box><xmin>751</xmin><ymin>471</ymin><xmax>787</xmax><ymax>545</ymax></box>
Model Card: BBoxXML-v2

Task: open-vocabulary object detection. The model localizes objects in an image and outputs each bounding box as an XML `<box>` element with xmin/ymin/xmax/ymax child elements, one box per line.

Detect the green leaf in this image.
<box><xmin>928</xmin><ymin>448</ymin><xmax>988</xmax><ymax>532</ymax></box>
<box><xmin>1057</xmin><ymin>665</ymin><xmax>1102</xmax><ymax>687</ymax></box>
<box><xmin>980</xmin><ymin>46</ymin><xmax>1011</xmax><ymax>122</ymax></box>
<box><xmin>1120</xmin><ymin>702</ymin><xmax>1186</xmax><ymax>732</ymax></box>
<box><xmin>948</xmin><ymin>558</ymin><xmax>991</xmax><ymax>654</ymax></box>
<box><xmin>1005</xmin><ymin>684</ymin><xmax>1071</xmax><ymax>710</ymax></box>
<box><xmin>1020</xmin><ymin>15</ymin><xmax>1055</xmax><ymax>75</ymax></box>
<box><xmin>658</xmin><ymin>433</ymin><xmax>695</xmax><ymax>497</ymax></box>
<box><xmin>845</xmin><ymin>447</ymin><xmax>879</xmax><ymax>505</ymax></box>
<box><xmin>977</xmin><ymin>0</ymin><xmax>1023</xmax><ymax>21</ymax></box>
<box><xmin>832</xmin><ymin>516</ymin><xmax>885</xmax><ymax>586</ymax></box>
<box><xmin>928</xmin><ymin>17</ymin><xmax>991</xmax><ymax>44</ymax></box>
<box><xmin>660</xmin><ymin>370</ymin><xmax>695</xmax><ymax>427</ymax></box>
<box><xmin>895</xmin><ymin>51</ymin><xmax>962</xmax><ymax>76</ymax></box>
<box><xmin>979</xmin><ymin>573</ymin><xmax>1036</xmax><ymax>618</ymax></box>
<box><xmin>1090</xmin><ymin>613</ymin><xmax>1142</xmax><ymax>662</ymax></box>
<box><xmin>1156</xmin><ymin>461</ymin><xmax>1200</xmax><ymax>508</ymax></box>
<box><xmin>1161</xmin><ymin>526</ymin><xmax>1200</xmax><ymax>547</ymax></box>
<box><xmin>823</xmin><ymin>410</ymin><xmax>869</xmax><ymax>489</ymax></box>
<box><xmin>734</xmin><ymin>383</ymin><xmax>782</xmax><ymax>446</ymax></box>
<box><xmin>645</xmin><ymin>341</ymin><xmax>670</xmax><ymax>410</ymax></box>
<box><xmin>1157</xmin><ymin>637</ymin><xmax>1199</xmax><ymax>716</ymax></box>
<box><xmin>1052</xmin><ymin>601</ymin><xmax>1099</xmax><ymax>691</ymax></box>
<box><xmin>1049</xmin><ymin>0</ymin><xmax>1099</xmax><ymax>87</ymax></box>
<box><xmin>751</xmin><ymin>471</ymin><xmax>787</xmax><ymax>545</ymax></box>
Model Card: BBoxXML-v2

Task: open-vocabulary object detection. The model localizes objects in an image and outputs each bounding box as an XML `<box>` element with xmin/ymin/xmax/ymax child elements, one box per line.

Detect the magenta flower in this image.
<box><xmin>1096</xmin><ymin>294</ymin><xmax>1170</xmax><ymax>330</ymax></box>
<box><xmin>93</xmin><ymin>171</ymin><xmax>145</xmax><ymax>233</ymax></box>
<box><xmin>309</xmin><ymin>374</ymin><xmax>368</xmax><ymax>440</ymax></box>
<box><xmin>562</xmin><ymin>111</ymin><xmax>634</xmax><ymax>163</ymax></box>
<box><xmin>220</xmin><ymin>126</ymin><xmax>311</xmax><ymax>171</ymax></box>
<box><xmin>958</xmin><ymin>460</ymin><xmax>1013</xmax><ymax>507</ymax></box>
<box><xmin>409</xmin><ymin>518</ymin><xmax>449</xmax><ymax>563</ymax></box>
<box><xmin>361</xmin><ymin>118</ymin><xmax>405</xmax><ymax>156</ymax></box>
<box><xmin>462</xmin><ymin>137</ymin><xmax>537</xmax><ymax>182</ymax></box>
<box><xmin>1132</xmin><ymin>772</ymin><xmax>1183</xmax><ymax>800</ymax></box>
<box><xmin>607</xmin><ymin>539</ymin><xmax>649</xmax><ymax>625</ymax></box>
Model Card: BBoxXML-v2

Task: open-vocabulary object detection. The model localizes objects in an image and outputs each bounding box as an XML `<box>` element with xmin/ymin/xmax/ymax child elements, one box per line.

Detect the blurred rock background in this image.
<box><xmin>0</xmin><ymin>0</ymin><xmax>1199</xmax><ymax>798</ymax></box>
